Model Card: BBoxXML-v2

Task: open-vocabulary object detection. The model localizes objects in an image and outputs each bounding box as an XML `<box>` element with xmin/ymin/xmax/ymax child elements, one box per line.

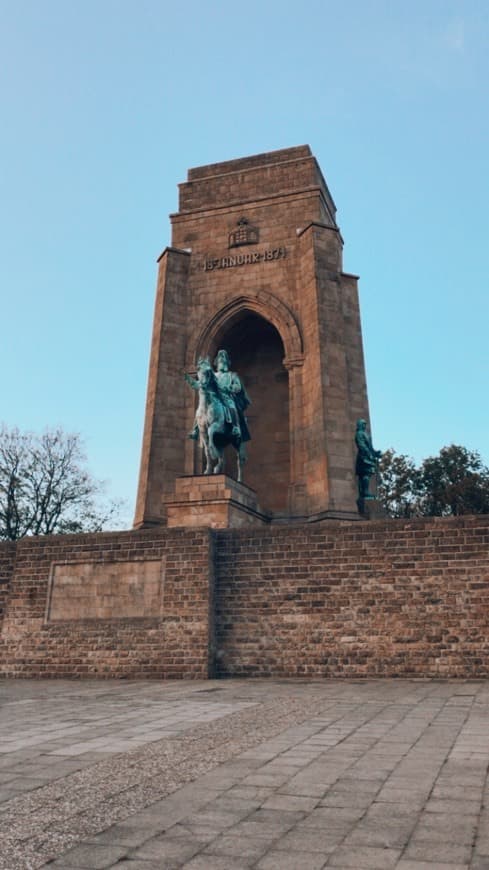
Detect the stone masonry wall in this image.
<box><xmin>0</xmin><ymin>529</ymin><xmax>214</xmax><ymax>679</ymax></box>
<box><xmin>135</xmin><ymin>146</ymin><xmax>366</xmax><ymax>526</ymax></box>
<box><xmin>0</xmin><ymin>542</ymin><xmax>16</xmax><ymax>624</ymax></box>
<box><xmin>1</xmin><ymin>515</ymin><xmax>489</xmax><ymax>679</ymax></box>
<box><xmin>215</xmin><ymin>515</ymin><xmax>489</xmax><ymax>678</ymax></box>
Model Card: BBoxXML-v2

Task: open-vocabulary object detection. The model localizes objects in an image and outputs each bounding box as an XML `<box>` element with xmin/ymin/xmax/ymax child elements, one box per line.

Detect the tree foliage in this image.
<box><xmin>0</xmin><ymin>426</ymin><xmax>122</xmax><ymax>540</ymax></box>
<box><xmin>377</xmin><ymin>449</ymin><xmax>420</xmax><ymax>518</ymax></box>
<box><xmin>378</xmin><ymin>444</ymin><xmax>489</xmax><ymax>518</ymax></box>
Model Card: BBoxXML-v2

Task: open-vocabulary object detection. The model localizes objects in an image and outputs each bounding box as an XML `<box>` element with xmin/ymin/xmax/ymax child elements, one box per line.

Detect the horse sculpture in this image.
<box><xmin>185</xmin><ymin>358</ymin><xmax>247</xmax><ymax>481</ymax></box>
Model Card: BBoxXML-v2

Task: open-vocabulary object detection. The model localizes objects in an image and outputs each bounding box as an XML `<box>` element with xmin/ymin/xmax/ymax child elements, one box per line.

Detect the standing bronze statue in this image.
<box><xmin>185</xmin><ymin>350</ymin><xmax>250</xmax><ymax>481</ymax></box>
<box><xmin>355</xmin><ymin>419</ymin><xmax>381</xmax><ymax>502</ymax></box>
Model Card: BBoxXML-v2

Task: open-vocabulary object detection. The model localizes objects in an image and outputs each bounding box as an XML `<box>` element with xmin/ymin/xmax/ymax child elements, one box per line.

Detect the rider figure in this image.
<box><xmin>188</xmin><ymin>349</ymin><xmax>251</xmax><ymax>442</ymax></box>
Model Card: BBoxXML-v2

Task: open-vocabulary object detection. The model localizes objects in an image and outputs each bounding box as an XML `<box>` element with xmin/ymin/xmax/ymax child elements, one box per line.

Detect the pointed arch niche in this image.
<box><xmin>187</xmin><ymin>294</ymin><xmax>304</xmax><ymax>515</ymax></box>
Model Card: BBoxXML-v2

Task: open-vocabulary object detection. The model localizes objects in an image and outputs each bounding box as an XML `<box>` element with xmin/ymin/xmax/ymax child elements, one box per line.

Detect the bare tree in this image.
<box><xmin>0</xmin><ymin>426</ymin><xmax>123</xmax><ymax>540</ymax></box>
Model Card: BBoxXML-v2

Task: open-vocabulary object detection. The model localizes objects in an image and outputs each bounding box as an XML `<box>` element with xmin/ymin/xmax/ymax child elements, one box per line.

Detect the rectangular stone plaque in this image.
<box><xmin>45</xmin><ymin>559</ymin><xmax>164</xmax><ymax>621</ymax></box>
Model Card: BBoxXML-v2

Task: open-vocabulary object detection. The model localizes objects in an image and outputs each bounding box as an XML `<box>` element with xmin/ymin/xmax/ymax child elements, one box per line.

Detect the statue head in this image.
<box><xmin>356</xmin><ymin>419</ymin><xmax>367</xmax><ymax>431</ymax></box>
<box><xmin>214</xmin><ymin>349</ymin><xmax>231</xmax><ymax>371</ymax></box>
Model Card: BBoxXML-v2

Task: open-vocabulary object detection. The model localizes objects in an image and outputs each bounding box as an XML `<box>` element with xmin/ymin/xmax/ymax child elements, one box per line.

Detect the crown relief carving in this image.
<box><xmin>228</xmin><ymin>217</ymin><xmax>259</xmax><ymax>248</ymax></box>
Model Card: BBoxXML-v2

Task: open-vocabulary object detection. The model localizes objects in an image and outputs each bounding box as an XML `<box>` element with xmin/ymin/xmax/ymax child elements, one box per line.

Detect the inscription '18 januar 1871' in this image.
<box><xmin>203</xmin><ymin>247</ymin><xmax>286</xmax><ymax>271</ymax></box>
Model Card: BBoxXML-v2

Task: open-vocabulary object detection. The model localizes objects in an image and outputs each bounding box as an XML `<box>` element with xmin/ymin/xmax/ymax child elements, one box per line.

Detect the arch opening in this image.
<box><xmin>208</xmin><ymin>311</ymin><xmax>290</xmax><ymax>514</ymax></box>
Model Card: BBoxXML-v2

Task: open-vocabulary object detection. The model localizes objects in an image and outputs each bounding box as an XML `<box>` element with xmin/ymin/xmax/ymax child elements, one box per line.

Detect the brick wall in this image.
<box><xmin>0</xmin><ymin>528</ymin><xmax>214</xmax><ymax>679</ymax></box>
<box><xmin>214</xmin><ymin>515</ymin><xmax>489</xmax><ymax>678</ymax></box>
<box><xmin>1</xmin><ymin>515</ymin><xmax>489</xmax><ymax>679</ymax></box>
<box><xmin>0</xmin><ymin>542</ymin><xmax>15</xmax><ymax>624</ymax></box>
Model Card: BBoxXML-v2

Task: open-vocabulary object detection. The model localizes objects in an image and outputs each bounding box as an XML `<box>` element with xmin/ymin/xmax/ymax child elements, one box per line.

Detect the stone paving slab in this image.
<box><xmin>1</xmin><ymin>679</ymin><xmax>489</xmax><ymax>868</ymax></box>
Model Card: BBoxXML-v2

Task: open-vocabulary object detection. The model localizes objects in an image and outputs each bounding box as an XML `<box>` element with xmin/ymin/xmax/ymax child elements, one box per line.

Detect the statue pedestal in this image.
<box><xmin>166</xmin><ymin>475</ymin><xmax>269</xmax><ymax>529</ymax></box>
<box><xmin>357</xmin><ymin>497</ymin><xmax>386</xmax><ymax>520</ymax></box>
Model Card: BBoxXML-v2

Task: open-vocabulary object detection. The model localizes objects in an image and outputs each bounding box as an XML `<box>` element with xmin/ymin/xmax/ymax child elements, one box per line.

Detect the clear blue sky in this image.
<box><xmin>1</xmin><ymin>0</ymin><xmax>488</xmax><ymax>525</ymax></box>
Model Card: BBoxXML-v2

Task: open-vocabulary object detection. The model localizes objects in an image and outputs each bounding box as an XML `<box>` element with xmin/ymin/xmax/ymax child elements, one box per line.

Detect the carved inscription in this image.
<box><xmin>204</xmin><ymin>247</ymin><xmax>286</xmax><ymax>271</ymax></box>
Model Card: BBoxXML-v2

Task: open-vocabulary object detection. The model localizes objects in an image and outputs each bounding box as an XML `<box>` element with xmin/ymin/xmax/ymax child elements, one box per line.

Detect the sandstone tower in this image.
<box><xmin>135</xmin><ymin>145</ymin><xmax>371</xmax><ymax>527</ymax></box>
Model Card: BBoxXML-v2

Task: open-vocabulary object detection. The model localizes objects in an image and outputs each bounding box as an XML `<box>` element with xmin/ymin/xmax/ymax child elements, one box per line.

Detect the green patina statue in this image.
<box><xmin>355</xmin><ymin>419</ymin><xmax>381</xmax><ymax>501</ymax></box>
<box><xmin>185</xmin><ymin>350</ymin><xmax>250</xmax><ymax>481</ymax></box>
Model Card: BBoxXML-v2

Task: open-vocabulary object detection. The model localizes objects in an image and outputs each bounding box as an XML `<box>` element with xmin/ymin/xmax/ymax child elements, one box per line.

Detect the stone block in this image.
<box><xmin>166</xmin><ymin>474</ymin><xmax>269</xmax><ymax>529</ymax></box>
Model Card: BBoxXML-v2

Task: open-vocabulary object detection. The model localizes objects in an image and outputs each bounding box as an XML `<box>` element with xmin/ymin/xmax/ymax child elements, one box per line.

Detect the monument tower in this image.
<box><xmin>135</xmin><ymin>145</ymin><xmax>371</xmax><ymax>527</ymax></box>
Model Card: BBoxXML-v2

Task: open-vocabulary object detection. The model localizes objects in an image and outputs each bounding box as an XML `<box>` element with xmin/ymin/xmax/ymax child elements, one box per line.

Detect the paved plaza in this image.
<box><xmin>1</xmin><ymin>679</ymin><xmax>489</xmax><ymax>869</ymax></box>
